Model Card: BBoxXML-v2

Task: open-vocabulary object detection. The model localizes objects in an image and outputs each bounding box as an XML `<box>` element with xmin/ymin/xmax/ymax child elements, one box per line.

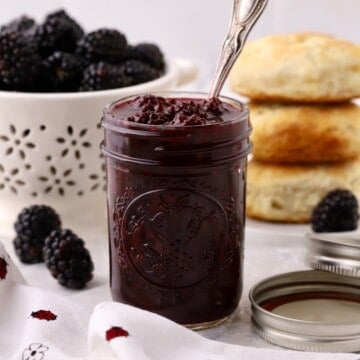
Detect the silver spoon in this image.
<box><xmin>208</xmin><ymin>0</ymin><xmax>268</xmax><ymax>98</ymax></box>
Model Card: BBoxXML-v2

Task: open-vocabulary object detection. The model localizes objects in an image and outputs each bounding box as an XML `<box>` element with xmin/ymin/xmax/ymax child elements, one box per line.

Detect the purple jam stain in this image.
<box><xmin>106</xmin><ymin>326</ymin><xmax>130</xmax><ymax>341</ymax></box>
<box><xmin>31</xmin><ymin>310</ymin><xmax>57</xmax><ymax>321</ymax></box>
<box><xmin>0</xmin><ymin>257</ymin><xmax>8</xmax><ymax>280</ymax></box>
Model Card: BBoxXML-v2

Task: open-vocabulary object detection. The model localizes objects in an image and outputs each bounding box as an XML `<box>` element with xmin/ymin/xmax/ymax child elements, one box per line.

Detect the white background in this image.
<box><xmin>0</xmin><ymin>0</ymin><xmax>358</xmax><ymax>61</ymax></box>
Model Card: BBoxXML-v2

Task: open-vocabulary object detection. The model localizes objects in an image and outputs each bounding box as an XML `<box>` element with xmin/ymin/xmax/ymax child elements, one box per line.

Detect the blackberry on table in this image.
<box><xmin>43</xmin><ymin>51</ymin><xmax>85</xmax><ymax>91</ymax></box>
<box><xmin>76</xmin><ymin>28</ymin><xmax>127</xmax><ymax>64</ymax></box>
<box><xmin>311</xmin><ymin>189</ymin><xmax>359</xmax><ymax>233</ymax></box>
<box><xmin>79</xmin><ymin>62</ymin><xmax>131</xmax><ymax>91</ymax></box>
<box><xmin>0</xmin><ymin>30</ymin><xmax>42</xmax><ymax>91</ymax></box>
<box><xmin>43</xmin><ymin>229</ymin><xmax>94</xmax><ymax>289</ymax></box>
<box><xmin>120</xmin><ymin>60</ymin><xmax>160</xmax><ymax>86</ymax></box>
<box><xmin>13</xmin><ymin>205</ymin><xmax>61</xmax><ymax>263</ymax></box>
<box><xmin>32</xmin><ymin>9</ymin><xmax>84</xmax><ymax>57</ymax></box>
<box><xmin>1</xmin><ymin>15</ymin><xmax>35</xmax><ymax>33</ymax></box>
<box><xmin>126</xmin><ymin>43</ymin><xmax>165</xmax><ymax>71</ymax></box>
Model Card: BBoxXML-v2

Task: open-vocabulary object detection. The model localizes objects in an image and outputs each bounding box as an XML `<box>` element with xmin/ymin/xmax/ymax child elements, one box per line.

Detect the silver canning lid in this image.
<box><xmin>249</xmin><ymin>270</ymin><xmax>360</xmax><ymax>352</ymax></box>
<box><xmin>305</xmin><ymin>233</ymin><xmax>360</xmax><ymax>277</ymax></box>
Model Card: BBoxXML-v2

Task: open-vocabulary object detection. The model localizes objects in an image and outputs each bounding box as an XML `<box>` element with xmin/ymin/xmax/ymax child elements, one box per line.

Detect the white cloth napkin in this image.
<box><xmin>0</xmin><ymin>242</ymin><xmax>358</xmax><ymax>360</ymax></box>
<box><xmin>0</xmin><ymin>241</ymin><xmax>89</xmax><ymax>360</ymax></box>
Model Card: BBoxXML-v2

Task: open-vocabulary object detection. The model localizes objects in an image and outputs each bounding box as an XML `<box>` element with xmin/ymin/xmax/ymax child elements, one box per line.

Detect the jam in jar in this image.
<box><xmin>101</xmin><ymin>92</ymin><xmax>251</xmax><ymax>329</ymax></box>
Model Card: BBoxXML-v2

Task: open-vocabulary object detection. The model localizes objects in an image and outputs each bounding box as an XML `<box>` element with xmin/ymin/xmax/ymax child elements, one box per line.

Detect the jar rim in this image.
<box><xmin>101</xmin><ymin>91</ymin><xmax>252</xmax><ymax>167</ymax></box>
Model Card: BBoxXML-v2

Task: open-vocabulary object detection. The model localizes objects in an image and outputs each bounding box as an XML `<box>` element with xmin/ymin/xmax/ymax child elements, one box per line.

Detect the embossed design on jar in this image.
<box><xmin>113</xmin><ymin>186</ymin><xmax>138</xmax><ymax>270</ymax></box>
<box><xmin>120</xmin><ymin>189</ymin><xmax>227</xmax><ymax>289</ymax></box>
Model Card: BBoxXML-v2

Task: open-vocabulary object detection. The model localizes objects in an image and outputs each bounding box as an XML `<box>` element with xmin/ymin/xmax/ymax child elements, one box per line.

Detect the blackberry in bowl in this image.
<box><xmin>0</xmin><ymin>9</ymin><xmax>166</xmax><ymax>93</ymax></box>
<box><xmin>0</xmin><ymin>9</ymin><xmax>197</xmax><ymax>235</ymax></box>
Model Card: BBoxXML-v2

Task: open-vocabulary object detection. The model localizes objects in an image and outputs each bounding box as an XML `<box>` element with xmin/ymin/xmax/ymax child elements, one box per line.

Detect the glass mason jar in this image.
<box><xmin>101</xmin><ymin>92</ymin><xmax>251</xmax><ymax>329</ymax></box>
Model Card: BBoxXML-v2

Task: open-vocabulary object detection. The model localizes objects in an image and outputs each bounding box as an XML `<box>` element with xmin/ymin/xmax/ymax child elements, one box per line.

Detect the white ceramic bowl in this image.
<box><xmin>0</xmin><ymin>59</ymin><xmax>197</xmax><ymax>235</ymax></box>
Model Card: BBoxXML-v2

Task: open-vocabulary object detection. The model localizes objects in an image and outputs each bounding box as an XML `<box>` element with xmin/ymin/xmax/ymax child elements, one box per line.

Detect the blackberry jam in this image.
<box><xmin>102</xmin><ymin>92</ymin><xmax>251</xmax><ymax>328</ymax></box>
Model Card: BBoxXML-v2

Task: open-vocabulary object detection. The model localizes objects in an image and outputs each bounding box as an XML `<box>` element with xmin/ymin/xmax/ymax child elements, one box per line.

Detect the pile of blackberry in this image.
<box><xmin>13</xmin><ymin>204</ymin><xmax>94</xmax><ymax>289</ymax></box>
<box><xmin>0</xmin><ymin>9</ymin><xmax>165</xmax><ymax>92</ymax></box>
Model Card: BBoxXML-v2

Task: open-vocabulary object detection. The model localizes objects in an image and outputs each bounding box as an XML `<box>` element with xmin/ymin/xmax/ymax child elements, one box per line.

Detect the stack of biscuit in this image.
<box><xmin>229</xmin><ymin>32</ymin><xmax>360</xmax><ymax>223</ymax></box>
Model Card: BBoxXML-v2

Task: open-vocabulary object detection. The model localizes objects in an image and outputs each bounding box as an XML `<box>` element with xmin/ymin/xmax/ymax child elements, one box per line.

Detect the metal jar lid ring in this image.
<box><xmin>249</xmin><ymin>270</ymin><xmax>360</xmax><ymax>352</ymax></box>
<box><xmin>306</xmin><ymin>233</ymin><xmax>360</xmax><ymax>278</ymax></box>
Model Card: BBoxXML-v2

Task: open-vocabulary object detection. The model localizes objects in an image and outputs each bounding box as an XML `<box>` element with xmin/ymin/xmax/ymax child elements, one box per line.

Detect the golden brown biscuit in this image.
<box><xmin>246</xmin><ymin>159</ymin><xmax>360</xmax><ymax>223</ymax></box>
<box><xmin>249</xmin><ymin>102</ymin><xmax>360</xmax><ymax>164</ymax></box>
<box><xmin>229</xmin><ymin>33</ymin><xmax>360</xmax><ymax>102</ymax></box>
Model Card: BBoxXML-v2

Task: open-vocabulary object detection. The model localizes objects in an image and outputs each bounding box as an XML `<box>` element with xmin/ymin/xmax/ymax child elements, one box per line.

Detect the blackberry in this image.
<box><xmin>43</xmin><ymin>229</ymin><xmax>94</xmax><ymax>289</ymax></box>
<box><xmin>311</xmin><ymin>189</ymin><xmax>359</xmax><ymax>233</ymax></box>
<box><xmin>0</xmin><ymin>30</ymin><xmax>42</xmax><ymax>91</ymax></box>
<box><xmin>43</xmin><ymin>51</ymin><xmax>85</xmax><ymax>91</ymax></box>
<box><xmin>13</xmin><ymin>205</ymin><xmax>61</xmax><ymax>263</ymax></box>
<box><xmin>1</xmin><ymin>15</ymin><xmax>35</xmax><ymax>33</ymax></box>
<box><xmin>32</xmin><ymin>9</ymin><xmax>84</xmax><ymax>57</ymax></box>
<box><xmin>76</xmin><ymin>29</ymin><xmax>127</xmax><ymax>64</ymax></box>
<box><xmin>79</xmin><ymin>62</ymin><xmax>131</xmax><ymax>91</ymax></box>
<box><xmin>120</xmin><ymin>60</ymin><xmax>160</xmax><ymax>86</ymax></box>
<box><xmin>126</xmin><ymin>43</ymin><xmax>165</xmax><ymax>70</ymax></box>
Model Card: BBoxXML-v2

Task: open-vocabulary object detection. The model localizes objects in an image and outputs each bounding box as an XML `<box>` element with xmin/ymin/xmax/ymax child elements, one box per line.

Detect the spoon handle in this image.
<box><xmin>208</xmin><ymin>0</ymin><xmax>268</xmax><ymax>99</ymax></box>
